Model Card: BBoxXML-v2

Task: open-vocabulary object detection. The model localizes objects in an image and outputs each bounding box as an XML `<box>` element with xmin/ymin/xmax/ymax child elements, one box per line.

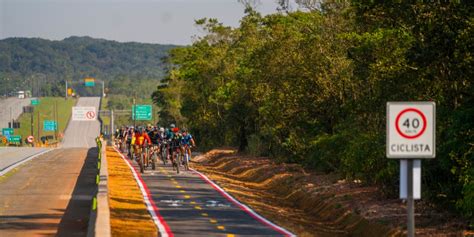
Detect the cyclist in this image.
<box><xmin>124</xmin><ymin>126</ymin><xmax>134</xmax><ymax>158</ymax></box>
<box><xmin>149</xmin><ymin>127</ymin><xmax>162</xmax><ymax>167</ymax></box>
<box><xmin>134</xmin><ymin>127</ymin><xmax>151</xmax><ymax>163</ymax></box>
<box><xmin>181</xmin><ymin>128</ymin><xmax>196</xmax><ymax>163</ymax></box>
<box><xmin>169</xmin><ymin>126</ymin><xmax>183</xmax><ymax>168</ymax></box>
<box><xmin>158</xmin><ymin>127</ymin><xmax>167</xmax><ymax>162</ymax></box>
<box><xmin>166</xmin><ymin>124</ymin><xmax>176</xmax><ymax>158</ymax></box>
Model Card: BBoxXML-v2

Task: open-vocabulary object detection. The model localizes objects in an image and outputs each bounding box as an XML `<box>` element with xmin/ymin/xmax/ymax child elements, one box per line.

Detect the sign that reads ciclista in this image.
<box><xmin>72</xmin><ymin>107</ymin><xmax>97</xmax><ymax>121</ymax></box>
<box><xmin>387</xmin><ymin>102</ymin><xmax>435</xmax><ymax>159</ymax></box>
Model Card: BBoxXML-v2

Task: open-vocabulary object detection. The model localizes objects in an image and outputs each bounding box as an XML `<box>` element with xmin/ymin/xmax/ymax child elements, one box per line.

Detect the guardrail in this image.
<box><xmin>87</xmin><ymin>137</ymin><xmax>111</xmax><ymax>237</ymax></box>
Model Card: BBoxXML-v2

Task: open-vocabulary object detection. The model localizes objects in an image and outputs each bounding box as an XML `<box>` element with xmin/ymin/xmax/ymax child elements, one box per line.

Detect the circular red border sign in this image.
<box><xmin>395</xmin><ymin>108</ymin><xmax>427</xmax><ymax>139</ymax></box>
<box><xmin>86</xmin><ymin>111</ymin><xmax>96</xmax><ymax>119</ymax></box>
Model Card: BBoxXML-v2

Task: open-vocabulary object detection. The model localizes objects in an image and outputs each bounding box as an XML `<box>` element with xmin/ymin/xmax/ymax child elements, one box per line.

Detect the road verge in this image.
<box><xmin>109</xmin><ymin>147</ymin><xmax>162</xmax><ymax>236</ymax></box>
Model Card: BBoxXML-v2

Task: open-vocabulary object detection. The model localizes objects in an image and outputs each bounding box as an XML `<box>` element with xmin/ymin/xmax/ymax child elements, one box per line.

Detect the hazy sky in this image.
<box><xmin>0</xmin><ymin>0</ymin><xmax>282</xmax><ymax>45</ymax></box>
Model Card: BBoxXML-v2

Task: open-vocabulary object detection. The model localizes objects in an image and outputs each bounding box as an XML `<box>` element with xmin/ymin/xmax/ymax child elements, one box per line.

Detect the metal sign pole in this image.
<box><xmin>111</xmin><ymin>110</ymin><xmax>114</xmax><ymax>137</ymax></box>
<box><xmin>407</xmin><ymin>159</ymin><xmax>415</xmax><ymax>237</ymax></box>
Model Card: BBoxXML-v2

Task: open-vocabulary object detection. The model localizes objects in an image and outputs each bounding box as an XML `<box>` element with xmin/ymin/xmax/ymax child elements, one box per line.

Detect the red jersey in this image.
<box><xmin>134</xmin><ymin>133</ymin><xmax>151</xmax><ymax>146</ymax></box>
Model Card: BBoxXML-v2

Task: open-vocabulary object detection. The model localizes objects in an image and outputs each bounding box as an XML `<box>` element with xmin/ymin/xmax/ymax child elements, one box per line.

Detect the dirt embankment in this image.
<box><xmin>191</xmin><ymin>149</ymin><xmax>469</xmax><ymax>237</ymax></box>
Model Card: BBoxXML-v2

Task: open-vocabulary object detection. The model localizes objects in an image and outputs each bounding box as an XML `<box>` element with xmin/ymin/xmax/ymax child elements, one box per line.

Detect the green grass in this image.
<box><xmin>14</xmin><ymin>97</ymin><xmax>77</xmax><ymax>143</ymax></box>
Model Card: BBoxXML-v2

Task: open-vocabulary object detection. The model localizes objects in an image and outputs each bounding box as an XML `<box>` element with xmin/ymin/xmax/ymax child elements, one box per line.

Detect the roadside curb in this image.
<box><xmin>87</xmin><ymin>138</ymin><xmax>111</xmax><ymax>237</ymax></box>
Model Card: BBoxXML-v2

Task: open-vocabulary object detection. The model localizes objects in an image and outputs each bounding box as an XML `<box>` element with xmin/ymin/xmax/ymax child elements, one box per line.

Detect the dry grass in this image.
<box><xmin>106</xmin><ymin>147</ymin><xmax>158</xmax><ymax>237</ymax></box>
<box><xmin>192</xmin><ymin>148</ymin><xmax>470</xmax><ymax>237</ymax></box>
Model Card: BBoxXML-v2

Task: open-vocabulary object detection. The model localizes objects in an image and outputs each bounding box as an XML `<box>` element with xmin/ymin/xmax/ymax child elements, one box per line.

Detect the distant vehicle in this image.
<box><xmin>17</xmin><ymin>90</ymin><xmax>32</xmax><ymax>99</ymax></box>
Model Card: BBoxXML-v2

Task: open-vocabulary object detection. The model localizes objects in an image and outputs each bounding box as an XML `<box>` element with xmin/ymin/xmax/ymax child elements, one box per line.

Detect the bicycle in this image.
<box><xmin>182</xmin><ymin>144</ymin><xmax>193</xmax><ymax>171</ymax></box>
<box><xmin>171</xmin><ymin>144</ymin><xmax>181</xmax><ymax>174</ymax></box>
<box><xmin>148</xmin><ymin>144</ymin><xmax>159</xmax><ymax>170</ymax></box>
<box><xmin>160</xmin><ymin>140</ymin><xmax>169</xmax><ymax>165</ymax></box>
<box><xmin>135</xmin><ymin>146</ymin><xmax>144</xmax><ymax>174</ymax></box>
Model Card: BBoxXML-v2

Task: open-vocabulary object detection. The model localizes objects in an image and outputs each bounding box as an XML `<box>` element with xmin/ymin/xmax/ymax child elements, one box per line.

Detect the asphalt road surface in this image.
<box><xmin>0</xmin><ymin>148</ymin><xmax>97</xmax><ymax>236</ymax></box>
<box><xmin>0</xmin><ymin>97</ymin><xmax>33</xmax><ymax>132</ymax></box>
<box><xmin>62</xmin><ymin>97</ymin><xmax>101</xmax><ymax>148</ymax></box>
<box><xmin>124</xmin><ymin>152</ymin><xmax>293</xmax><ymax>236</ymax></box>
<box><xmin>0</xmin><ymin>147</ymin><xmax>51</xmax><ymax>174</ymax></box>
<box><xmin>0</xmin><ymin>97</ymin><xmax>101</xmax><ymax>236</ymax></box>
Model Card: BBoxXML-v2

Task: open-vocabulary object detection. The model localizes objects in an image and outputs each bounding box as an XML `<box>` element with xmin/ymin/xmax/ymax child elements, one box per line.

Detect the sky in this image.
<box><xmin>0</xmin><ymin>0</ymin><xmax>283</xmax><ymax>45</ymax></box>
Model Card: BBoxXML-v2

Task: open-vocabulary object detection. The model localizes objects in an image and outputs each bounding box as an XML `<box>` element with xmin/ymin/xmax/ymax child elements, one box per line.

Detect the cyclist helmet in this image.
<box><xmin>170</xmin><ymin>123</ymin><xmax>175</xmax><ymax>128</ymax></box>
<box><xmin>159</xmin><ymin>127</ymin><xmax>165</xmax><ymax>133</ymax></box>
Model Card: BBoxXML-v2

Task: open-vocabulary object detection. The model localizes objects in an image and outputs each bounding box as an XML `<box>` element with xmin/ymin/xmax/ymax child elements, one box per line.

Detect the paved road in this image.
<box><xmin>0</xmin><ymin>97</ymin><xmax>101</xmax><ymax>236</ymax></box>
<box><xmin>123</xmin><ymin>153</ymin><xmax>292</xmax><ymax>236</ymax></box>
<box><xmin>0</xmin><ymin>147</ymin><xmax>50</xmax><ymax>174</ymax></box>
<box><xmin>0</xmin><ymin>97</ymin><xmax>33</xmax><ymax>132</ymax></box>
<box><xmin>62</xmin><ymin>97</ymin><xmax>101</xmax><ymax>148</ymax></box>
<box><xmin>0</xmin><ymin>148</ymin><xmax>97</xmax><ymax>236</ymax></box>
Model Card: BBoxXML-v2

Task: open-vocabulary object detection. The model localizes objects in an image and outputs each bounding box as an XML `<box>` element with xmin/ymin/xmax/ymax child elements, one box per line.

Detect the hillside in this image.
<box><xmin>0</xmin><ymin>36</ymin><xmax>179</xmax><ymax>98</ymax></box>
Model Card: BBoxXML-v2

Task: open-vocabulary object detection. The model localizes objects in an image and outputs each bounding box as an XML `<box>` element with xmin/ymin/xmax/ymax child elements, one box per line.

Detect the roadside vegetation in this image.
<box><xmin>153</xmin><ymin>1</ymin><xmax>473</xmax><ymax>225</ymax></box>
<box><xmin>15</xmin><ymin>97</ymin><xmax>76</xmax><ymax>143</ymax></box>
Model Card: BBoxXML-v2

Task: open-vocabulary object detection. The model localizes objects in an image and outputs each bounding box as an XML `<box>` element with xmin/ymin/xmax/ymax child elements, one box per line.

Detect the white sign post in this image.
<box><xmin>387</xmin><ymin>102</ymin><xmax>435</xmax><ymax>237</ymax></box>
<box><xmin>72</xmin><ymin>107</ymin><xmax>97</xmax><ymax>121</ymax></box>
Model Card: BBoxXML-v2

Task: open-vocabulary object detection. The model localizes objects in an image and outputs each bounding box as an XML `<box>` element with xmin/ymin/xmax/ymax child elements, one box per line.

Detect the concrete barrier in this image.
<box><xmin>87</xmin><ymin>138</ymin><xmax>111</xmax><ymax>237</ymax></box>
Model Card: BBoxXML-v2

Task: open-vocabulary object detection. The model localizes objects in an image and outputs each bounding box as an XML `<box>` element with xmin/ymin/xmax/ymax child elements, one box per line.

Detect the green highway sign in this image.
<box><xmin>8</xmin><ymin>135</ymin><xmax>21</xmax><ymax>143</ymax></box>
<box><xmin>43</xmin><ymin>120</ymin><xmax>57</xmax><ymax>131</ymax></box>
<box><xmin>31</xmin><ymin>99</ymin><xmax>40</xmax><ymax>105</ymax></box>
<box><xmin>132</xmin><ymin>105</ymin><xmax>152</xmax><ymax>121</ymax></box>
<box><xmin>85</xmin><ymin>81</ymin><xmax>95</xmax><ymax>87</ymax></box>
<box><xmin>2</xmin><ymin>128</ymin><xmax>13</xmax><ymax>136</ymax></box>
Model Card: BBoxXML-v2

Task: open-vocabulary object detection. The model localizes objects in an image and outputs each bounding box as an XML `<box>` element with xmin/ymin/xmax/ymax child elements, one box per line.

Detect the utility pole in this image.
<box><xmin>133</xmin><ymin>98</ymin><xmax>136</xmax><ymax>127</ymax></box>
<box><xmin>102</xmin><ymin>80</ymin><xmax>105</xmax><ymax>97</ymax></box>
<box><xmin>111</xmin><ymin>110</ymin><xmax>114</xmax><ymax>138</ymax></box>
<box><xmin>65</xmin><ymin>80</ymin><xmax>68</xmax><ymax>98</ymax></box>
<box><xmin>37</xmin><ymin>109</ymin><xmax>40</xmax><ymax>145</ymax></box>
<box><xmin>55</xmin><ymin>101</ymin><xmax>58</xmax><ymax>140</ymax></box>
<box><xmin>30</xmin><ymin>108</ymin><xmax>34</xmax><ymax>136</ymax></box>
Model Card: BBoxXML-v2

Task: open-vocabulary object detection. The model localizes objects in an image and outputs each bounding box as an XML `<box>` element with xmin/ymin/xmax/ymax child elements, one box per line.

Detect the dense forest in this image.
<box><xmin>0</xmin><ymin>36</ymin><xmax>177</xmax><ymax>98</ymax></box>
<box><xmin>153</xmin><ymin>1</ymin><xmax>473</xmax><ymax>223</ymax></box>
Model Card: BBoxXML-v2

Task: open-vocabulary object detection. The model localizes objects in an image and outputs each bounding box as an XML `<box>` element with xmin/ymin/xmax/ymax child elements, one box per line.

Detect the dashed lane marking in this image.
<box><xmin>158</xmin><ymin>165</ymin><xmax>235</xmax><ymax>237</ymax></box>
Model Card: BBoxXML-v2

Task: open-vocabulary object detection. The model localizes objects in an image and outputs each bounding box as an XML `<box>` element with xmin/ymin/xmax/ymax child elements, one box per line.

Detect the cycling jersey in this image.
<box><xmin>170</xmin><ymin>133</ymin><xmax>182</xmax><ymax>148</ymax></box>
<box><xmin>150</xmin><ymin>132</ymin><xmax>162</xmax><ymax>145</ymax></box>
<box><xmin>165</xmin><ymin>129</ymin><xmax>174</xmax><ymax>140</ymax></box>
<box><xmin>181</xmin><ymin>134</ymin><xmax>193</xmax><ymax>145</ymax></box>
<box><xmin>134</xmin><ymin>133</ymin><xmax>151</xmax><ymax>146</ymax></box>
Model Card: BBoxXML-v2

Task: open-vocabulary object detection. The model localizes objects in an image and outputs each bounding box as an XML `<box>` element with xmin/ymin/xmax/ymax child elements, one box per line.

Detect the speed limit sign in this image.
<box><xmin>387</xmin><ymin>102</ymin><xmax>435</xmax><ymax>158</ymax></box>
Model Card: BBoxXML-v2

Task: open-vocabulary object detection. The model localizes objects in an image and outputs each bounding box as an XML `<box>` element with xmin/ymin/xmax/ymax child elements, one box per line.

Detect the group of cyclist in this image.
<box><xmin>114</xmin><ymin>123</ymin><xmax>196</xmax><ymax>174</ymax></box>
